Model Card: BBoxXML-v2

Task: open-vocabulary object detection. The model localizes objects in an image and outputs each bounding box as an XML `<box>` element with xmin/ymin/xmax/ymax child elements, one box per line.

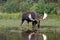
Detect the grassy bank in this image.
<box><xmin>0</xmin><ymin>12</ymin><xmax>22</xmax><ymax>19</ymax></box>
<box><xmin>0</xmin><ymin>12</ymin><xmax>60</xmax><ymax>40</ymax></box>
<box><xmin>0</xmin><ymin>12</ymin><xmax>60</xmax><ymax>19</ymax></box>
<box><xmin>0</xmin><ymin>19</ymin><xmax>60</xmax><ymax>40</ymax></box>
<box><xmin>0</xmin><ymin>19</ymin><xmax>60</xmax><ymax>28</ymax></box>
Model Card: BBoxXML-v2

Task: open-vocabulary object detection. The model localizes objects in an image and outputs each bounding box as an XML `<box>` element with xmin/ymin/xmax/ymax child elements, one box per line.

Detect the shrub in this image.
<box><xmin>36</xmin><ymin>0</ymin><xmax>55</xmax><ymax>15</ymax></box>
<box><xmin>20</xmin><ymin>0</ymin><xmax>34</xmax><ymax>12</ymax></box>
<box><xmin>1</xmin><ymin>0</ymin><xmax>34</xmax><ymax>13</ymax></box>
<box><xmin>2</xmin><ymin>0</ymin><xmax>20</xmax><ymax>13</ymax></box>
<box><xmin>58</xmin><ymin>0</ymin><xmax>60</xmax><ymax>8</ymax></box>
<box><xmin>30</xmin><ymin>3</ymin><xmax>38</xmax><ymax>12</ymax></box>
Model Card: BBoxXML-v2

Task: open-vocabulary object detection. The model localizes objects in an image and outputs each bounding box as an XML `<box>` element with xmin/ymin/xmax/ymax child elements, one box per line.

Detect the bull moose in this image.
<box><xmin>21</xmin><ymin>11</ymin><xmax>47</xmax><ymax>29</ymax></box>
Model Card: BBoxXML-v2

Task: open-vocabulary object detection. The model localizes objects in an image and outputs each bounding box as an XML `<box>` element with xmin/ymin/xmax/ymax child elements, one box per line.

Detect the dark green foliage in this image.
<box><xmin>20</xmin><ymin>0</ymin><xmax>34</xmax><ymax>12</ymax></box>
<box><xmin>0</xmin><ymin>0</ymin><xmax>59</xmax><ymax>14</ymax></box>
<box><xmin>2</xmin><ymin>0</ymin><xmax>20</xmax><ymax>13</ymax></box>
<box><xmin>36</xmin><ymin>0</ymin><xmax>56</xmax><ymax>15</ymax></box>
<box><xmin>58</xmin><ymin>0</ymin><xmax>60</xmax><ymax>7</ymax></box>
<box><xmin>1</xmin><ymin>0</ymin><xmax>34</xmax><ymax>13</ymax></box>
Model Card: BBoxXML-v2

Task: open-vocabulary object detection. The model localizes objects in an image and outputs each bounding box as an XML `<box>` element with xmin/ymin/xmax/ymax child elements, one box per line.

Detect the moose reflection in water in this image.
<box><xmin>21</xmin><ymin>30</ymin><xmax>47</xmax><ymax>40</ymax></box>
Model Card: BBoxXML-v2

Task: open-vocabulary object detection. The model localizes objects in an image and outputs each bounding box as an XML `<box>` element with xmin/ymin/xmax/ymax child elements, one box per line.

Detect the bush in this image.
<box><xmin>2</xmin><ymin>0</ymin><xmax>20</xmax><ymax>13</ymax></box>
<box><xmin>30</xmin><ymin>3</ymin><xmax>38</xmax><ymax>12</ymax></box>
<box><xmin>36</xmin><ymin>0</ymin><xmax>55</xmax><ymax>15</ymax></box>
<box><xmin>20</xmin><ymin>0</ymin><xmax>34</xmax><ymax>12</ymax></box>
<box><xmin>58</xmin><ymin>0</ymin><xmax>60</xmax><ymax>8</ymax></box>
<box><xmin>1</xmin><ymin>0</ymin><xmax>34</xmax><ymax>13</ymax></box>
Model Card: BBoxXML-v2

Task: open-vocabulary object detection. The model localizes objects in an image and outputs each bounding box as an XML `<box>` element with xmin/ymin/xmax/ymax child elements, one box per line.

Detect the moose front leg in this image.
<box><xmin>32</xmin><ymin>21</ymin><xmax>36</xmax><ymax>30</ymax></box>
<box><xmin>26</xmin><ymin>21</ymin><xmax>29</xmax><ymax>29</ymax></box>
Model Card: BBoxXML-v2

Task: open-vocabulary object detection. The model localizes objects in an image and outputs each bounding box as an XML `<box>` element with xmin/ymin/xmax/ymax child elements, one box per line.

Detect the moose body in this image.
<box><xmin>21</xmin><ymin>12</ymin><xmax>40</xmax><ymax>28</ymax></box>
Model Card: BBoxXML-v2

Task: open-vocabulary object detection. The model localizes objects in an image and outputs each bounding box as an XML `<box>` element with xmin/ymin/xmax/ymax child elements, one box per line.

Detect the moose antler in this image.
<box><xmin>43</xmin><ymin>12</ymin><xmax>48</xmax><ymax>20</ymax></box>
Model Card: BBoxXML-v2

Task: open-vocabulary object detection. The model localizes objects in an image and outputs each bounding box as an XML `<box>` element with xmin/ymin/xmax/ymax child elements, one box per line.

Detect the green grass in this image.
<box><xmin>41</xmin><ymin>19</ymin><xmax>60</xmax><ymax>28</ymax></box>
<box><xmin>0</xmin><ymin>14</ymin><xmax>60</xmax><ymax>40</ymax></box>
<box><xmin>0</xmin><ymin>19</ymin><xmax>60</xmax><ymax>28</ymax></box>
<box><xmin>0</xmin><ymin>19</ymin><xmax>60</xmax><ymax>40</ymax></box>
<box><xmin>48</xmin><ymin>14</ymin><xmax>60</xmax><ymax>19</ymax></box>
<box><xmin>0</xmin><ymin>12</ymin><xmax>22</xmax><ymax>19</ymax></box>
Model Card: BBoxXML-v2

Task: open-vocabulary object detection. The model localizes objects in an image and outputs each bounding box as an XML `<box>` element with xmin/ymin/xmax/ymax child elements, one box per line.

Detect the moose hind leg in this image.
<box><xmin>20</xmin><ymin>19</ymin><xmax>25</xmax><ymax>30</ymax></box>
<box><xmin>21</xmin><ymin>19</ymin><xmax>24</xmax><ymax>26</ymax></box>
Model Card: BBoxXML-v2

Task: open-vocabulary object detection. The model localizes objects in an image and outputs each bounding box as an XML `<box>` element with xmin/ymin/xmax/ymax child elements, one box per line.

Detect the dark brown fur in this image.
<box><xmin>21</xmin><ymin>12</ymin><xmax>40</xmax><ymax>28</ymax></box>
